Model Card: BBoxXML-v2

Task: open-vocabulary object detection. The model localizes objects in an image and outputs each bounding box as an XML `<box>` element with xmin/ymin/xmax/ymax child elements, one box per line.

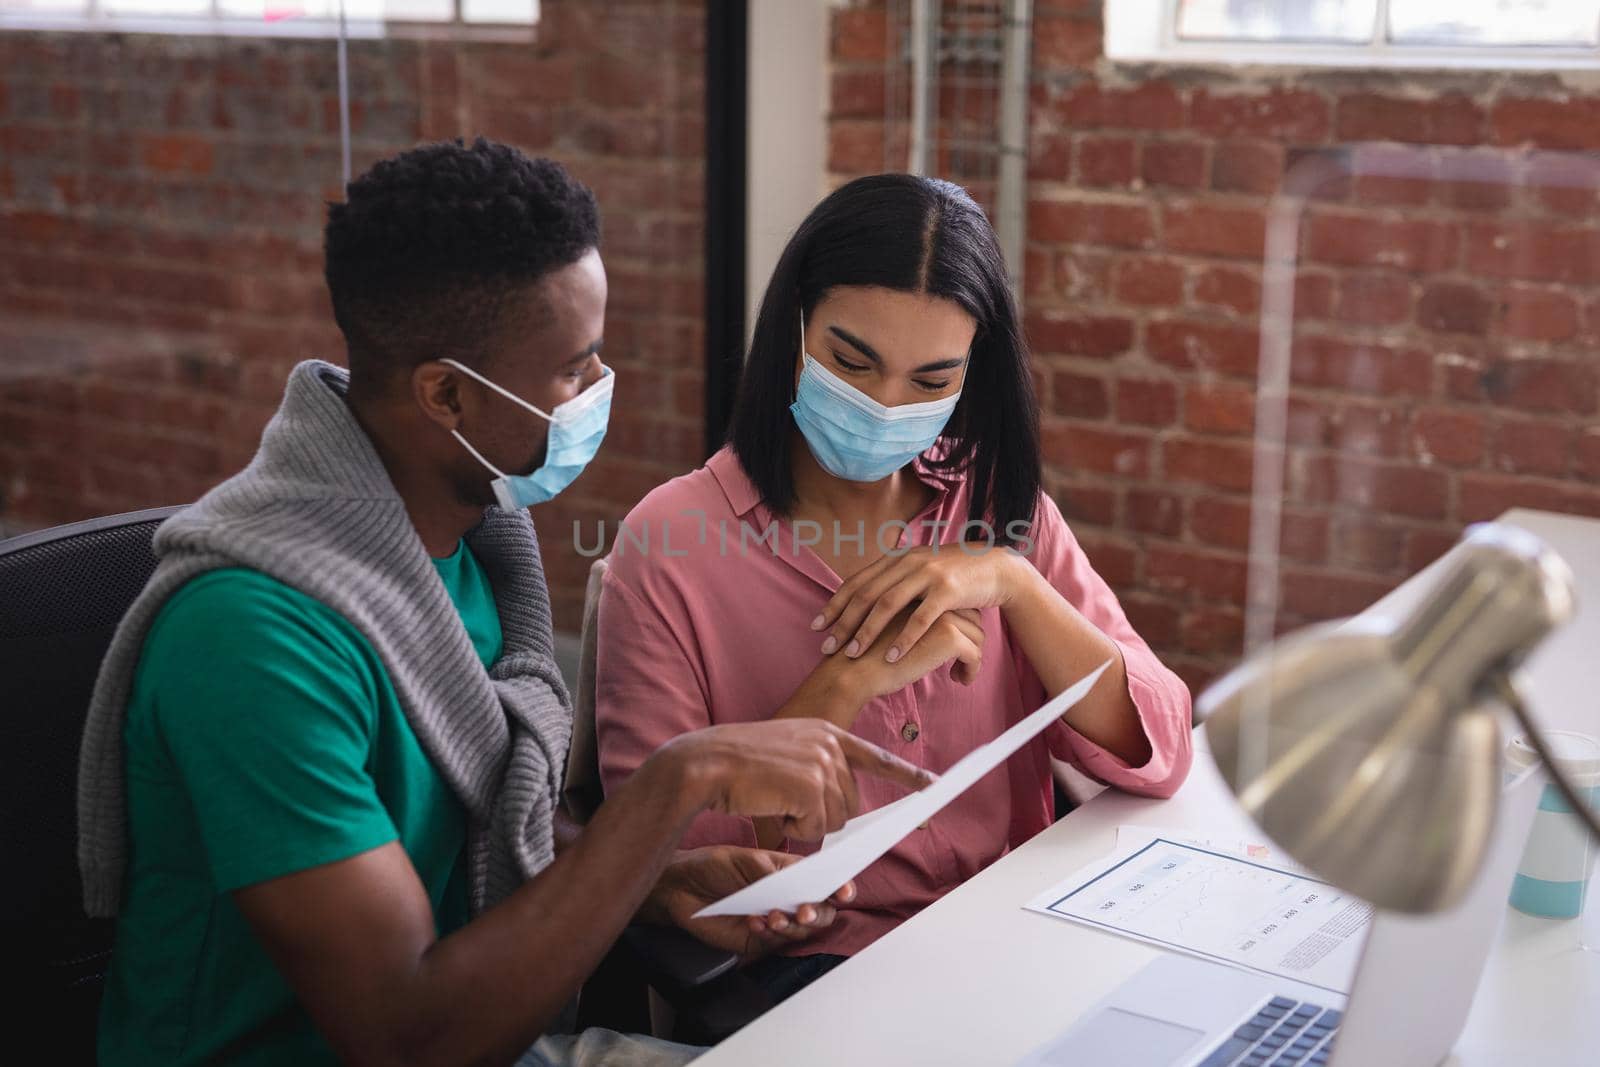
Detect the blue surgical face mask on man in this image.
<box><xmin>788</xmin><ymin>316</ymin><xmax>963</xmax><ymax>483</ymax></box>
<box><xmin>440</xmin><ymin>358</ymin><xmax>614</xmax><ymax>509</ymax></box>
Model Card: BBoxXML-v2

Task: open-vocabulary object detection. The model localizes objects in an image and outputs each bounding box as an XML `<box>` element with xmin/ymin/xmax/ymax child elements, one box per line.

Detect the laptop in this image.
<box><xmin>1017</xmin><ymin>766</ymin><xmax>1544</xmax><ymax>1067</ymax></box>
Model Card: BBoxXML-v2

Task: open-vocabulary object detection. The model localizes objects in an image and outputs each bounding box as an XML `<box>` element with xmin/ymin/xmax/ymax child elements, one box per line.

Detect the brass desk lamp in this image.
<box><xmin>1200</xmin><ymin>523</ymin><xmax>1595</xmax><ymax>913</ymax></box>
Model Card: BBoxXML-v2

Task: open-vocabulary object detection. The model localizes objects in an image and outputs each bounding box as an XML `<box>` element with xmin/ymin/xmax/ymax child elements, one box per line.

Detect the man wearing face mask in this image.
<box><xmin>74</xmin><ymin>139</ymin><xmax>935</xmax><ymax>1067</ymax></box>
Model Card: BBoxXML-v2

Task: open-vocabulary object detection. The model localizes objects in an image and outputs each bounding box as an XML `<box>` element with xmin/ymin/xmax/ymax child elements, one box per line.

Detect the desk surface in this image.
<box><xmin>693</xmin><ymin>510</ymin><xmax>1600</xmax><ymax>1066</ymax></box>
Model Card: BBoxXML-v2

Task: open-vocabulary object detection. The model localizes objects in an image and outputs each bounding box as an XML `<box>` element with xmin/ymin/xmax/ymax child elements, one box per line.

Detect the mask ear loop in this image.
<box><xmin>439</xmin><ymin>357</ymin><xmax>554</xmax><ymax>479</ymax></box>
<box><xmin>451</xmin><ymin>429</ymin><xmax>509</xmax><ymax>479</ymax></box>
<box><xmin>796</xmin><ymin>310</ymin><xmax>807</xmax><ymax>405</ymax></box>
<box><xmin>439</xmin><ymin>358</ymin><xmax>556</xmax><ymax>422</ymax></box>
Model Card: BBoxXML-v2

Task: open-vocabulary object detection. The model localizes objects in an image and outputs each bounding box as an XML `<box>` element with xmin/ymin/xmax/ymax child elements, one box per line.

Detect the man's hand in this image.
<box><xmin>230</xmin><ymin>717</ymin><xmax>931</xmax><ymax>1066</ymax></box>
<box><xmin>659</xmin><ymin>717</ymin><xmax>936</xmax><ymax>842</ymax></box>
<box><xmin>641</xmin><ymin>846</ymin><xmax>855</xmax><ymax>960</ymax></box>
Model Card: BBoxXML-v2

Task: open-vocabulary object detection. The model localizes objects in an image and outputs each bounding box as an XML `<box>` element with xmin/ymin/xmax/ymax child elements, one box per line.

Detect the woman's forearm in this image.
<box><xmin>1001</xmin><ymin>562</ymin><xmax>1152</xmax><ymax>766</ymax></box>
<box><xmin>772</xmin><ymin>659</ymin><xmax>866</xmax><ymax>728</ymax></box>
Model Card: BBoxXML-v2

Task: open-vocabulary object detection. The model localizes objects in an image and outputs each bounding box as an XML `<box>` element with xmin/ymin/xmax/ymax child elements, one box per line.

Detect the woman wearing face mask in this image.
<box><xmin>595</xmin><ymin>174</ymin><xmax>1193</xmax><ymax>1001</ymax></box>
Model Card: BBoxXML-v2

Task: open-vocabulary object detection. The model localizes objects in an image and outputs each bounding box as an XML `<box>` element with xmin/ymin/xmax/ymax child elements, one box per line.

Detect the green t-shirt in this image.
<box><xmin>98</xmin><ymin>540</ymin><xmax>503</xmax><ymax>1066</ymax></box>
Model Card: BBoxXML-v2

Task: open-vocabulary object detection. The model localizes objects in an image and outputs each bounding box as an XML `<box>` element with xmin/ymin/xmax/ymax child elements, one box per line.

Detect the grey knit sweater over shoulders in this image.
<box><xmin>77</xmin><ymin>360</ymin><xmax>573</xmax><ymax>917</ymax></box>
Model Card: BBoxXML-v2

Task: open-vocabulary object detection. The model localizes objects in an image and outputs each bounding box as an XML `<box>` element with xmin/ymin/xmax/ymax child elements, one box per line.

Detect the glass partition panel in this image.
<box><xmin>1217</xmin><ymin>141</ymin><xmax>1600</xmax><ymax>940</ymax></box>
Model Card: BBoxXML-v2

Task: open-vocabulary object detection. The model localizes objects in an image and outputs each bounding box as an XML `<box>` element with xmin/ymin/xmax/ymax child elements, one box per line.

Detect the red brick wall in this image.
<box><xmin>0</xmin><ymin>0</ymin><xmax>705</xmax><ymax>628</ymax></box>
<box><xmin>830</xmin><ymin>0</ymin><xmax>1600</xmax><ymax>687</ymax></box>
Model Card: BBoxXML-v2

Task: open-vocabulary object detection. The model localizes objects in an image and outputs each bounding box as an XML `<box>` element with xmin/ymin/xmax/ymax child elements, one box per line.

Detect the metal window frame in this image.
<box><xmin>703</xmin><ymin>0</ymin><xmax>748</xmax><ymax>457</ymax></box>
<box><xmin>1107</xmin><ymin>0</ymin><xmax>1600</xmax><ymax>69</ymax></box>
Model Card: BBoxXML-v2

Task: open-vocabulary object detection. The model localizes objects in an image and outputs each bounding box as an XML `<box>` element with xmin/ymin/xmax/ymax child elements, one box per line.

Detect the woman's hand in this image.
<box><xmin>644</xmin><ymin>846</ymin><xmax>856</xmax><ymax>961</ymax></box>
<box><xmin>756</xmin><ymin>610</ymin><xmax>980</xmax><ymax>848</ymax></box>
<box><xmin>783</xmin><ymin>603</ymin><xmax>988</xmax><ymax>734</ymax></box>
<box><xmin>823</xmin><ymin>602</ymin><xmax>988</xmax><ymax>694</ymax></box>
<box><xmin>813</xmin><ymin>545</ymin><xmax>1033</xmax><ymax>666</ymax></box>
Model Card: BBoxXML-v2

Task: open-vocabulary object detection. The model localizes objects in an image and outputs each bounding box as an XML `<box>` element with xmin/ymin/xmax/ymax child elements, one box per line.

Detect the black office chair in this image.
<box><xmin>0</xmin><ymin>508</ymin><xmax>761</xmax><ymax>1054</ymax></box>
<box><xmin>569</xmin><ymin>559</ymin><xmax>774</xmax><ymax>1046</ymax></box>
<box><xmin>0</xmin><ymin>506</ymin><xmax>182</xmax><ymax>1064</ymax></box>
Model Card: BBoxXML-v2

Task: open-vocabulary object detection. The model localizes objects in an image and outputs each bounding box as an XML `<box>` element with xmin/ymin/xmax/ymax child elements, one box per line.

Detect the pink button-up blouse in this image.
<box><xmin>596</xmin><ymin>447</ymin><xmax>1193</xmax><ymax>957</ymax></box>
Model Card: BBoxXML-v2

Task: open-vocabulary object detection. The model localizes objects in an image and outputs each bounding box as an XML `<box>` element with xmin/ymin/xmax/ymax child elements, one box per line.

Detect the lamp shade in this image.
<box><xmin>1198</xmin><ymin>524</ymin><xmax>1577</xmax><ymax>913</ymax></box>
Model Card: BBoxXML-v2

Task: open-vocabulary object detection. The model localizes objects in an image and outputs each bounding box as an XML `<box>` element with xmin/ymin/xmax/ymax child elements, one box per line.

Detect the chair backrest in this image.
<box><xmin>0</xmin><ymin>505</ymin><xmax>181</xmax><ymax>1055</ymax></box>
<box><xmin>563</xmin><ymin>556</ymin><xmax>610</xmax><ymax>824</ymax></box>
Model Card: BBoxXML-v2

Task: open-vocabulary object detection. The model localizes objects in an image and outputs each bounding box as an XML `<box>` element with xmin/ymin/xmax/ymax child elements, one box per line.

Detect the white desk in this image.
<box><xmin>694</xmin><ymin>510</ymin><xmax>1600</xmax><ymax>1066</ymax></box>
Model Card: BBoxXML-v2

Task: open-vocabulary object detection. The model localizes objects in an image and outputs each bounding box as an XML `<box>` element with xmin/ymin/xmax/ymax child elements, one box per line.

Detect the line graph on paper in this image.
<box><xmin>1031</xmin><ymin>839</ymin><xmax>1372</xmax><ymax>995</ymax></box>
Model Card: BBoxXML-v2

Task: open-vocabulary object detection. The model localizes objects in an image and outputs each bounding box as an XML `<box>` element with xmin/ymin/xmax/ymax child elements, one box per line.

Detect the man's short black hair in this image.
<box><xmin>324</xmin><ymin>138</ymin><xmax>600</xmax><ymax>388</ymax></box>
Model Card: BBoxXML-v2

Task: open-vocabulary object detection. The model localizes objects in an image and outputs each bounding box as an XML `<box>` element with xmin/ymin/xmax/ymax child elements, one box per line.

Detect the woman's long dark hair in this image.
<box><xmin>727</xmin><ymin>173</ymin><xmax>1042</xmax><ymax>542</ymax></box>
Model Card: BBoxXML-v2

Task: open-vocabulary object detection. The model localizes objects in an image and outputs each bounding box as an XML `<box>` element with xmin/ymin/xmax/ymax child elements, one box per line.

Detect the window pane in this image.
<box><xmin>100</xmin><ymin>0</ymin><xmax>212</xmax><ymax>14</ymax></box>
<box><xmin>1177</xmin><ymin>0</ymin><xmax>1378</xmax><ymax>42</ymax></box>
<box><xmin>462</xmin><ymin>0</ymin><xmax>534</xmax><ymax>24</ymax></box>
<box><xmin>214</xmin><ymin>0</ymin><xmax>447</xmax><ymax>19</ymax></box>
<box><xmin>382</xmin><ymin>0</ymin><xmax>454</xmax><ymax>21</ymax></box>
<box><xmin>215</xmin><ymin>0</ymin><xmax>339</xmax><ymax>20</ymax></box>
<box><xmin>0</xmin><ymin>0</ymin><xmax>91</xmax><ymax>13</ymax></box>
<box><xmin>217</xmin><ymin>0</ymin><xmax>499</xmax><ymax>22</ymax></box>
<box><xmin>1389</xmin><ymin>0</ymin><xmax>1600</xmax><ymax>46</ymax></box>
<box><xmin>340</xmin><ymin>0</ymin><xmax>384</xmax><ymax>19</ymax></box>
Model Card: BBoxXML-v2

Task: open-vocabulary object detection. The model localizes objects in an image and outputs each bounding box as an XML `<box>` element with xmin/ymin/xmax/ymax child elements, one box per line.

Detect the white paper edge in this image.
<box><xmin>694</xmin><ymin>659</ymin><xmax>1113</xmax><ymax>918</ymax></box>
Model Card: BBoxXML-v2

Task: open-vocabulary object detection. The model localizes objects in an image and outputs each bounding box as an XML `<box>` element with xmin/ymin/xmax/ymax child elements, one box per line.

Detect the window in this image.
<box><xmin>1108</xmin><ymin>0</ymin><xmax>1600</xmax><ymax>67</ymax></box>
<box><xmin>0</xmin><ymin>0</ymin><xmax>536</xmax><ymax>38</ymax></box>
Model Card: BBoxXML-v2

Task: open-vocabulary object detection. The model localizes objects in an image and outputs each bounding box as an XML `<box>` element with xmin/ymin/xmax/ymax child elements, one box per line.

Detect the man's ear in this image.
<box><xmin>411</xmin><ymin>361</ymin><xmax>463</xmax><ymax>432</ymax></box>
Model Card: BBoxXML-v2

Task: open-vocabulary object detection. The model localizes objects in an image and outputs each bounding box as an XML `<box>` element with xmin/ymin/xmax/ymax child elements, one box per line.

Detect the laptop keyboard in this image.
<box><xmin>1195</xmin><ymin>996</ymin><xmax>1342</xmax><ymax>1067</ymax></box>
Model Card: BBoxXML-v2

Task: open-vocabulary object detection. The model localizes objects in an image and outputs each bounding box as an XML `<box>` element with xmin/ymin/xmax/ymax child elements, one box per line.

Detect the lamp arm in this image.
<box><xmin>1496</xmin><ymin>673</ymin><xmax>1600</xmax><ymax>847</ymax></box>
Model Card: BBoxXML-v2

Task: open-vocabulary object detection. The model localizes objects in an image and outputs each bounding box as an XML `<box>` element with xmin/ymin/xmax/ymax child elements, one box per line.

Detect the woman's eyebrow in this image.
<box><xmin>827</xmin><ymin>325</ymin><xmax>967</xmax><ymax>373</ymax></box>
<box><xmin>827</xmin><ymin>325</ymin><xmax>883</xmax><ymax>364</ymax></box>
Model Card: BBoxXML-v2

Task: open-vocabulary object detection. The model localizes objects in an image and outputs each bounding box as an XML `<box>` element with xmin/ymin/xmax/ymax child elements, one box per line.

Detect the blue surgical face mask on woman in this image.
<box><xmin>441</xmin><ymin>357</ymin><xmax>614</xmax><ymax>509</ymax></box>
<box><xmin>788</xmin><ymin>316</ymin><xmax>963</xmax><ymax>483</ymax></box>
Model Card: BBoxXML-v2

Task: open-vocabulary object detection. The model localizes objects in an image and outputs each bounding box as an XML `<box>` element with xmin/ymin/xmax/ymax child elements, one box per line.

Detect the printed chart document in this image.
<box><xmin>1027</xmin><ymin>837</ymin><xmax>1373</xmax><ymax>995</ymax></box>
<box><xmin>1114</xmin><ymin>824</ymin><xmax>1287</xmax><ymax>866</ymax></box>
<box><xmin>694</xmin><ymin>660</ymin><xmax>1112</xmax><ymax>918</ymax></box>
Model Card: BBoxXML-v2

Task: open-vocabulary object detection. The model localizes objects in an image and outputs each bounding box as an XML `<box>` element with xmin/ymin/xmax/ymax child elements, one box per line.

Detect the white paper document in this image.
<box><xmin>694</xmin><ymin>659</ymin><xmax>1112</xmax><ymax>918</ymax></box>
<box><xmin>1027</xmin><ymin>837</ymin><xmax>1372</xmax><ymax>995</ymax></box>
<box><xmin>1114</xmin><ymin>824</ymin><xmax>1292</xmax><ymax>868</ymax></box>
